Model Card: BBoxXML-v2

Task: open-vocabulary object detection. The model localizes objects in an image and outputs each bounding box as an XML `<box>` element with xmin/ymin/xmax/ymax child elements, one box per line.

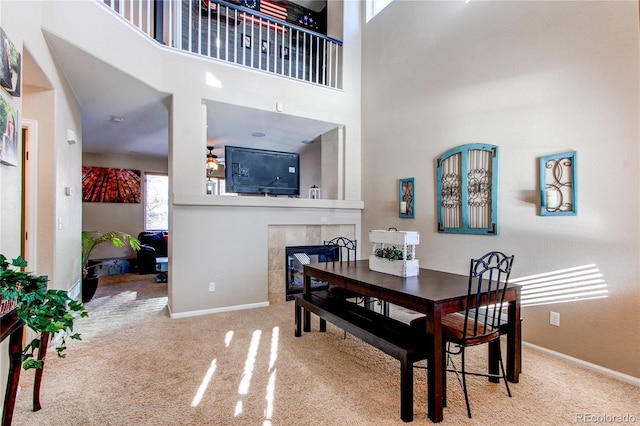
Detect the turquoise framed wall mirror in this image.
<box><xmin>539</xmin><ymin>151</ymin><xmax>577</xmax><ymax>216</ymax></box>
<box><xmin>436</xmin><ymin>144</ymin><xmax>498</xmax><ymax>235</ymax></box>
<box><xmin>399</xmin><ymin>178</ymin><xmax>415</xmax><ymax>219</ymax></box>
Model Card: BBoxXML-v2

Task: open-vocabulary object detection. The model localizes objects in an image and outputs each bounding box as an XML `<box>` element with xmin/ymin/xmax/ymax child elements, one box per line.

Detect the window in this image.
<box><xmin>436</xmin><ymin>144</ymin><xmax>499</xmax><ymax>235</ymax></box>
<box><xmin>366</xmin><ymin>0</ymin><xmax>394</xmax><ymax>22</ymax></box>
<box><xmin>145</xmin><ymin>173</ymin><xmax>168</xmax><ymax>230</ymax></box>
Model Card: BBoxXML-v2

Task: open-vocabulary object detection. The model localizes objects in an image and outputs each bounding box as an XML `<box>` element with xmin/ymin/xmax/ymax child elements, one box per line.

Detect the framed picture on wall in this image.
<box><xmin>0</xmin><ymin>92</ymin><xmax>18</xmax><ymax>166</ymax></box>
<box><xmin>0</xmin><ymin>26</ymin><xmax>21</xmax><ymax>97</ymax></box>
<box><xmin>82</xmin><ymin>166</ymin><xmax>142</xmax><ymax>203</ymax></box>
<box><xmin>539</xmin><ymin>151</ymin><xmax>577</xmax><ymax>216</ymax></box>
<box><xmin>242</xmin><ymin>34</ymin><xmax>252</xmax><ymax>49</ymax></box>
<box><xmin>279</xmin><ymin>45</ymin><xmax>289</xmax><ymax>60</ymax></box>
<box><xmin>399</xmin><ymin>177</ymin><xmax>415</xmax><ymax>219</ymax></box>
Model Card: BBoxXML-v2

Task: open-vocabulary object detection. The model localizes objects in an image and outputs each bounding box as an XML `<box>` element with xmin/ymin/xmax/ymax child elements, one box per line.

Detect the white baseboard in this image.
<box><xmin>168</xmin><ymin>301</ymin><xmax>270</xmax><ymax>319</ymax></box>
<box><xmin>68</xmin><ymin>279</ymin><xmax>82</xmax><ymax>301</ymax></box>
<box><xmin>523</xmin><ymin>341</ymin><xmax>640</xmax><ymax>387</ymax></box>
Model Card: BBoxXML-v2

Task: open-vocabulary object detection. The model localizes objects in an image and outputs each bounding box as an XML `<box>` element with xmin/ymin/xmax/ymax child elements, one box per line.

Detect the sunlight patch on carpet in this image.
<box><xmin>238</xmin><ymin>330</ymin><xmax>262</xmax><ymax>397</ymax></box>
<box><xmin>269</xmin><ymin>327</ymin><xmax>279</xmax><ymax>370</ymax></box>
<box><xmin>225</xmin><ymin>330</ymin><xmax>234</xmax><ymax>347</ymax></box>
<box><xmin>264</xmin><ymin>369</ymin><xmax>277</xmax><ymax>422</ymax></box>
<box><xmin>263</xmin><ymin>327</ymin><xmax>279</xmax><ymax>423</ymax></box>
<box><xmin>191</xmin><ymin>358</ymin><xmax>217</xmax><ymax>407</ymax></box>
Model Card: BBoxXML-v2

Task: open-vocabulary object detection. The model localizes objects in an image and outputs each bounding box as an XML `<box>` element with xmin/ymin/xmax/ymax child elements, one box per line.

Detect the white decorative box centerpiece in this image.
<box><xmin>369</xmin><ymin>229</ymin><xmax>420</xmax><ymax>277</ymax></box>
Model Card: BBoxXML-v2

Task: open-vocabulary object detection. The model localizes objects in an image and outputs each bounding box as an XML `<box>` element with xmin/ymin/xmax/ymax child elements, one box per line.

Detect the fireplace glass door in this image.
<box><xmin>285</xmin><ymin>245</ymin><xmax>337</xmax><ymax>300</ymax></box>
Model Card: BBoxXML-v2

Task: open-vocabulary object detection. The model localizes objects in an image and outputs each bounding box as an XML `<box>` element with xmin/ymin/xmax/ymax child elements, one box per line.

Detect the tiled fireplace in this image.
<box><xmin>267</xmin><ymin>224</ymin><xmax>356</xmax><ymax>303</ymax></box>
<box><xmin>285</xmin><ymin>245</ymin><xmax>340</xmax><ymax>300</ymax></box>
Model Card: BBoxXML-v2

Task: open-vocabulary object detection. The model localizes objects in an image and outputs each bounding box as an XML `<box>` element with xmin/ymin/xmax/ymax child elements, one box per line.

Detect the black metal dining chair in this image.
<box><xmin>323</xmin><ymin>237</ymin><xmax>378</xmax><ymax>306</ymax></box>
<box><xmin>322</xmin><ymin>237</ymin><xmax>358</xmax><ymax>305</ymax></box>
<box><xmin>322</xmin><ymin>236</ymin><xmax>357</xmax><ymax>264</ymax></box>
<box><xmin>443</xmin><ymin>251</ymin><xmax>515</xmax><ymax>418</ymax></box>
<box><xmin>321</xmin><ymin>237</ymin><xmax>368</xmax><ymax>337</ymax></box>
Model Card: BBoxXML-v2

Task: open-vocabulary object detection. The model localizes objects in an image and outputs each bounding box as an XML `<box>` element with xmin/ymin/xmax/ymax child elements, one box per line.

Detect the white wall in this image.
<box><xmin>29</xmin><ymin>0</ymin><xmax>363</xmax><ymax>315</ymax></box>
<box><xmin>0</xmin><ymin>0</ymin><xmax>84</xmax><ymax>413</ymax></box>
<box><xmin>170</xmin><ymin>201</ymin><xmax>361</xmax><ymax>313</ymax></box>
<box><xmin>299</xmin><ymin>137</ymin><xmax>321</xmax><ymax>197</ymax></box>
<box><xmin>361</xmin><ymin>1</ymin><xmax>639</xmax><ymax>377</ymax></box>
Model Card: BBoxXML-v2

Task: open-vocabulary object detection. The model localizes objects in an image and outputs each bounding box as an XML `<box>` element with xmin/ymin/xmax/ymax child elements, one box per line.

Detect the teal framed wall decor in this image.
<box><xmin>436</xmin><ymin>143</ymin><xmax>499</xmax><ymax>235</ymax></box>
<box><xmin>540</xmin><ymin>151</ymin><xmax>577</xmax><ymax>216</ymax></box>
<box><xmin>399</xmin><ymin>178</ymin><xmax>415</xmax><ymax>218</ymax></box>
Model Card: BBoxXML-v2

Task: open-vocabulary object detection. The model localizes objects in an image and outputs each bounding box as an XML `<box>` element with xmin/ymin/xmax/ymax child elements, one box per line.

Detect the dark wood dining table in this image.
<box><xmin>302</xmin><ymin>260</ymin><xmax>521</xmax><ymax>423</ymax></box>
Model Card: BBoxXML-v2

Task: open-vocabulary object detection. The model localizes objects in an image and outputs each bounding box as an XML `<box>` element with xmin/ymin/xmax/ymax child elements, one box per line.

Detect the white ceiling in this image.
<box><xmin>42</xmin><ymin>29</ymin><xmax>338</xmax><ymax>160</ymax></box>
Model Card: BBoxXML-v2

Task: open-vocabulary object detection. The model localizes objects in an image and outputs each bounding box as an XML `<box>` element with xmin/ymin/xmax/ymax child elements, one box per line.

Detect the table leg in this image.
<box><xmin>303</xmin><ymin>309</ymin><xmax>310</xmax><ymax>332</ymax></box>
<box><xmin>426</xmin><ymin>306</ymin><xmax>444</xmax><ymax>423</ymax></box>
<box><xmin>3</xmin><ymin>323</ymin><xmax>24</xmax><ymax>426</ymax></box>
<box><xmin>33</xmin><ymin>332</ymin><xmax>50</xmax><ymax>411</ymax></box>
<box><xmin>303</xmin><ymin>273</ymin><xmax>311</xmax><ymax>332</ymax></box>
<box><xmin>507</xmin><ymin>297</ymin><xmax>521</xmax><ymax>383</ymax></box>
<box><xmin>294</xmin><ymin>301</ymin><xmax>302</xmax><ymax>337</ymax></box>
<box><xmin>400</xmin><ymin>358</ymin><xmax>414</xmax><ymax>422</ymax></box>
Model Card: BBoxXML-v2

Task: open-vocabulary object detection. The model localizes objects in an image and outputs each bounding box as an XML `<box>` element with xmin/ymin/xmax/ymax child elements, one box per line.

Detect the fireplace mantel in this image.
<box><xmin>173</xmin><ymin>194</ymin><xmax>364</xmax><ymax>210</ymax></box>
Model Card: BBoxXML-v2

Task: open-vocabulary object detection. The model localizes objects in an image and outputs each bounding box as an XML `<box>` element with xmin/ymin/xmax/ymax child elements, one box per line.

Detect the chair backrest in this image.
<box><xmin>462</xmin><ymin>251</ymin><xmax>515</xmax><ymax>342</ymax></box>
<box><xmin>323</xmin><ymin>237</ymin><xmax>357</xmax><ymax>263</ymax></box>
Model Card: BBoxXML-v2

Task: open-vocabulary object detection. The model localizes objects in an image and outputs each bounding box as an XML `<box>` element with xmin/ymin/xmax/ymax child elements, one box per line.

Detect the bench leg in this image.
<box><xmin>400</xmin><ymin>358</ymin><xmax>414</xmax><ymax>422</ymax></box>
<box><xmin>319</xmin><ymin>318</ymin><xmax>326</xmax><ymax>332</ymax></box>
<box><xmin>295</xmin><ymin>300</ymin><xmax>302</xmax><ymax>337</ymax></box>
<box><xmin>303</xmin><ymin>308</ymin><xmax>311</xmax><ymax>332</ymax></box>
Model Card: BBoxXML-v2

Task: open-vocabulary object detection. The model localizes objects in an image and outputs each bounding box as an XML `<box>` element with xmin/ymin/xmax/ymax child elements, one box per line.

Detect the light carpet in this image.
<box><xmin>10</xmin><ymin>273</ymin><xmax>639</xmax><ymax>425</ymax></box>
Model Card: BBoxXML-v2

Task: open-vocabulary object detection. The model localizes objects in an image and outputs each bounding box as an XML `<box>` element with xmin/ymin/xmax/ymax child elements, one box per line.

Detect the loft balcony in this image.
<box><xmin>102</xmin><ymin>0</ymin><xmax>343</xmax><ymax>89</ymax></box>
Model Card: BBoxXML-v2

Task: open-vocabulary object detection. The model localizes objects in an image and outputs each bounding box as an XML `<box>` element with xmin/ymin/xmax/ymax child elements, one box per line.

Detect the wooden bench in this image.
<box><xmin>294</xmin><ymin>290</ymin><xmax>430</xmax><ymax>422</ymax></box>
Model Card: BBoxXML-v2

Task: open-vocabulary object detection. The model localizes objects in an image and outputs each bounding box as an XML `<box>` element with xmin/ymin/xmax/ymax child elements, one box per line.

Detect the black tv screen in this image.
<box><xmin>225</xmin><ymin>145</ymin><xmax>300</xmax><ymax>196</ymax></box>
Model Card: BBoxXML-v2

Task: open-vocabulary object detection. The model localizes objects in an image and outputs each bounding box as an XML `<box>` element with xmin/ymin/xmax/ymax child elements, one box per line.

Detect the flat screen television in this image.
<box><xmin>225</xmin><ymin>145</ymin><xmax>300</xmax><ymax>196</ymax></box>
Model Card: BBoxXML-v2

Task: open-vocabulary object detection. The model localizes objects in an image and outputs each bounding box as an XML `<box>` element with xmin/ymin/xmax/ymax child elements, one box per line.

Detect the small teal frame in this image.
<box><xmin>399</xmin><ymin>178</ymin><xmax>415</xmax><ymax>219</ymax></box>
<box><xmin>539</xmin><ymin>151</ymin><xmax>577</xmax><ymax>216</ymax></box>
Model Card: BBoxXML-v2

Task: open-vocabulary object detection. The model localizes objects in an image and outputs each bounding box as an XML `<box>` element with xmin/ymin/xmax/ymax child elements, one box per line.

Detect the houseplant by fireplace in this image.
<box><xmin>82</xmin><ymin>231</ymin><xmax>141</xmax><ymax>302</ymax></box>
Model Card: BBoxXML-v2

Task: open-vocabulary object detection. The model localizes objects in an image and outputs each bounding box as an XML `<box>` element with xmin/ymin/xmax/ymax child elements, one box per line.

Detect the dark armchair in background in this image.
<box><xmin>136</xmin><ymin>231</ymin><xmax>168</xmax><ymax>274</ymax></box>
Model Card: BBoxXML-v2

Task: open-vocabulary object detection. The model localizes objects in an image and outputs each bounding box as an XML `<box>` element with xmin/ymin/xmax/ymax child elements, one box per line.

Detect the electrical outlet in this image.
<box><xmin>208</xmin><ymin>282</ymin><xmax>216</xmax><ymax>292</ymax></box>
<box><xmin>550</xmin><ymin>311</ymin><xmax>560</xmax><ymax>326</ymax></box>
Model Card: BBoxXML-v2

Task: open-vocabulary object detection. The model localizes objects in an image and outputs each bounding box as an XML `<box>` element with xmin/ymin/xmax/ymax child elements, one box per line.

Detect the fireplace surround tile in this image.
<box><xmin>267</xmin><ymin>224</ymin><xmax>356</xmax><ymax>303</ymax></box>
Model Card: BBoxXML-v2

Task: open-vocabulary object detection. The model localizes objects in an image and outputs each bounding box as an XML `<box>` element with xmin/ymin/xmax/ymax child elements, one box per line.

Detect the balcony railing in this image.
<box><xmin>102</xmin><ymin>0</ymin><xmax>343</xmax><ymax>89</ymax></box>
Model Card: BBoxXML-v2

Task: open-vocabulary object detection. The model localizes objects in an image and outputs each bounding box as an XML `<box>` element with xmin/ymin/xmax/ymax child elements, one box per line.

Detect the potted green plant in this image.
<box><xmin>81</xmin><ymin>231</ymin><xmax>141</xmax><ymax>302</ymax></box>
<box><xmin>374</xmin><ymin>246</ymin><xmax>414</xmax><ymax>261</ymax></box>
<box><xmin>0</xmin><ymin>254</ymin><xmax>88</xmax><ymax>370</ymax></box>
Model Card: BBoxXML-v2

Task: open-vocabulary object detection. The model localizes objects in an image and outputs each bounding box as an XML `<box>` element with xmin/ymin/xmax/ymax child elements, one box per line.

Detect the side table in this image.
<box><xmin>1</xmin><ymin>309</ymin><xmax>48</xmax><ymax>425</ymax></box>
<box><xmin>1</xmin><ymin>309</ymin><xmax>24</xmax><ymax>426</ymax></box>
